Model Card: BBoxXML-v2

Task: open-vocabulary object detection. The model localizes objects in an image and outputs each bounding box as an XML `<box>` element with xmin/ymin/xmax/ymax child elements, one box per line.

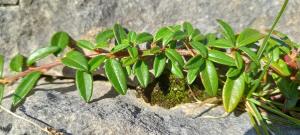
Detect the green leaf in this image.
<box><xmin>113</xmin><ymin>24</ymin><xmax>127</xmax><ymax>45</ymax></box>
<box><xmin>61</xmin><ymin>51</ymin><xmax>88</xmax><ymax>71</ymax></box>
<box><xmin>27</xmin><ymin>46</ymin><xmax>60</xmax><ymax>66</ymax></box>
<box><xmin>190</xmin><ymin>41</ymin><xmax>208</xmax><ymax>58</ymax></box>
<box><xmin>76</xmin><ymin>40</ymin><xmax>95</xmax><ymax>50</ymax></box>
<box><xmin>104</xmin><ymin>59</ymin><xmax>127</xmax><ymax>95</ymax></box>
<box><xmin>173</xmin><ymin>31</ymin><xmax>186</xmax><ymax>40</ymax></box>
<box><xmin>76</xmin><ymin>70</ymin><xmax>93</xmax><ymax>102</ymax></box>
<box><xmin>183</xmin><ymin>22</ymin><xmax>194</xmax><ymax>36</ymax></box>
<box><xmin>0</xmin><ymin>84</ymin><xmax>4</xmax><ymax>104</ymax></box>
<box><xmin>134</xmin><ymin>60</ymin><xmax>150</xmax><ymax>88</ymax></box>
<box><xmin>111</xmin><ymin>43</ymin><xmax>130</xmax><ymax>53</ymax></box>
<box><xmin>10</xmin><ymin>54</ymin><xmax>24</xmax><ymax>72</ymax></box>
<box><xmin>237</xmin><ymin>28</ymin><xmax>263</xmax><ymax>47</ymax></box>
<box><xmin>121</xmin><ymin>57</ymin><xmax>138</xmax><ymax>66</ymax></box>
<box><xmin>128</xmin><ymin>31</ymin><xmax>137</xmax><ymax>44</ymax></box>
<box><xmin>269</xmin><ymin>59</ymin><xmax>291</xmax><ymax>77</ymax></box>
<box><xmin>171</xmin><ymin>62</ymin><xmax>184</xmax><ymax>78</ymax></box>
<box><xmin>51</xmin><ymin>31</ymin><xmax>70</xmax><ymax>55</ymax></box>
<box><xmin>272</xmin><ymin>73</ymin><xmax>299</xmax><ymax>110</ymax></box>
<box><xmin>187</xmin><ymin>67</ymin><xmax>200</xmax><ymax>84</ymax></box>
<box><xmin>217</xmin><ymin>19</ymin><xmax>235</xmax><ymax>44</ymax></box>
<box><xmin>209</xmin><ymin>38</ymin><xmax>234</xmax><ymax>49</ymax></box>
<box><xmin>184</xmin><ymin>55</ymin><xmax>204</xmax><ymax>69</ymax></box>
<box><xmin>136</xmin><ymin>32</ymin><xmax>153</xmax><ymax>44</ymax></box>
<box><xmin>235</xmin><ymin>52</ymin><xmax>244</xmax><ymax>69</ymax></box>
<box><xmin>154</xmin><ymin>27</ymin><xmax>173</xmax><ymax>41</ymax></box>
<box><xmin>208</xmin><ymin>50</ymin><xmax>235</xmax><ymax>66</ymax></box>
<box><xmin>153</xmin><ymin>54</ymin><xmax>166</xmax><ymax>78</ymax></box>
<box><xmin>222</xmin><ymin>73</ymin><xmax>245</xmax><ymax>112</ymax></box>
<box><xmin>13</xmin><ymin>71</ymin><xmax>41</xmax><ymax>106</ymax></box>
<box><xmin>226</xmin><ymin>67</ymin><xmax>242</xmax><ymax>78</ymax></box>
<box><xmin>0</xmin><ymin>55</ymin><xmax>3</xmax><ymax>77</ymax></box>
<box><xmin>165</xmin><ymin>48</ymin><xmax>184</xmax><ymax>67</ymax></box>
<box><xmin>239</xmin><ymin>47</ymin><xmax>259</xmax><ymax>65</ymax></box>
<box><xmin>88</xmin><ymin>55</ymin><xmax>106</xmax><ymax>72</ymax></box>
<box><xmin>191</xmin><ymin>29</ymin><xmax>205</xmax><ymax>41</ymax></box>
<box><xmin>96</xmin><ymin>29</ymin><xmax>114</xmax><ymax>45</ymax></box>
<box><xmin>200</xmin><ymin>60</ymin><xmax>218</xmax><ymax>96</ymax></box>
<box><xmin>128</xmin><ymin>47</ymin><xmax>139</xmax><ymax>58</ymax></box>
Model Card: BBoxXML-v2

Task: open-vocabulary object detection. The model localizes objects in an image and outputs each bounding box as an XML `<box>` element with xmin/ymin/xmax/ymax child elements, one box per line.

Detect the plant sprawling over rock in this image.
<box><xmin>0</xmin><ymin>0</ymin><xmax>299</xmax><ymax>134</ymax></box>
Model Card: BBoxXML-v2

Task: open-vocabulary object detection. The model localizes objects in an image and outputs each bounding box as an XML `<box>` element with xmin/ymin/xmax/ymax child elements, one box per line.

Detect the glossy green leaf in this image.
<box><xmin>51</xmin><ymin>31</ymin><xmax>70</xmax><ymax>55</ymax></box>
<box><xmin>153</xmin><ymin>54</ymin><xmax>166</xmax><ymax>78</ymax></box>
<box><xmin>76</xmin><ymin>70</ymin><xmax>93</xmax><ymax>102</ymax></box>
<box><xmin>104</xmin><ymin>59</ymin><xmax>127</xmax><ymax>95</ymax></box>
<box><xmin>209</xmin><ymin>38</ymin><xmax>234</xmax><ymax>49</ymax></box>
<box><xmin>96</xmin><ymin>29</ymin><xmax>114</xmax><ymax>45</ymax></box>
<box><xmin>237</xmin><ymin>28</ymin><xmax>263</xmax><ymax>47</ymax></box>
<box><xmin>173</xmin><ymin>31</ymin><xmax>186</xmax><ymax>40</ymax></box>
<box><xmin>61</xmin><ymin>51</ymin><xmax>88</xmax><ymax>71</ymax></box>
<box><xmin>134</xmin><ymin>60</ymin><xmax>150</xmax><ymax>88</ymax></box>
<box><xmin>269</xmin><ymin>59</ymin><xmax>291</xmax><ymax>77</ymax></box>
<box><xmin>222</xmin><ymin>73</ymin><xmax>245</xmax><ymax>112</ymax></box>
<box><xmin>121</xmin><ymin>57</ymin><xmax>138</xmax><ymax>66</ymax></box>
<box><xmin>128</xmin><ymin>31</ymin><xmax>137</xmax><ymax>44</ymax></box>
<box><xmin>239</xmin><ymin>47</ymin><xmax>259</xmax><ymax>65</ymax></box>
<box><xmin>27</xmin><ymin>46</ymin><xmax>60</xmax><ymax>66</ymax></box>
<box><xmin>76</xmin><ymin>40</ymin><xmax>95</xmax><ymax>50</ymax></box>
<box><xmin>13</xmin><ymin>71</ymin><xmax>41</xmax><ymax>106</ymax></box>
<box><xmin>184</xmin><ymin>55</ymin><xmax>204</xmax><ymax>69</ymax></box>
<box><xmin>88</xmin><ymin>55</ymin><xmax>106</xmax><ymax>72</ymax></box>
<box><xmin>206</xmin><ymin>33</ymin><xmax>217</xmax><ymax>45</ymax></box>
<box><xmin>208</xmin><ymin>50</ymin><xmax>235</xmax><ymax>66</ymax></box>
<box><xmin>128</xmin><ymin>47</ymin><xmax>139</xmax><ymax>58</ymax></box>
<box><xmin>226</xmin><ymin>67</ymin><xmax>242</xmax><ymax>78</ymax></box>
<box><xmin>272</xmin><ymin>73</ymin><xmax>299</xmax><ymax>110</ymax></box>
<box><xmin>136</xmin><ymin>32</ymin><xmax>153</xmax><ymax>44</ymax></box>
<box><xmin>183</xmin><ymin>22</ymin><xmax>194</xmax><ymax>36</ymax></box>
<box><xmin>235</xmin><ymin>52</ymin><xmax>244</xmax><ymax>69</ymax></box>
<box><xmin>165</xmin><ymin>48</ymin><xmax>184</xmax><ymax>67</ymax></box>
<box><xmin>0</xmin><ymin>55</ymin><xmax>3</xmax><ymax>77</ymax></box>
<box><xmin>10</xmin><ymin>54</ymin><xmax>24</xmax><ymax>72</ymax></box>
<box><xmin>113</xmin><ymin>24</ymin><xmax>127</xmax><ymax>45</ymax></box>
<box><xmin>162</xmin><ymin>33</ymin><xmax>174</xmax><ymax>46</ymax></box>
<box><xmin>200</xmin><ymin>60</ymin><xmax>218</xmax><ymax>96</ymax></box>
<box><xmin>171</xmin><ymin>62</ymin><xmax>184</xmax><ymax>78</ymax></box>
<box><xmin>272</xmin><ymin>46</ymin><xmax>280</xmax><ymax>62</ymax></box>
<box><xmin>111</xmin><ymin>43</ymin><xmax>130</xmax><ymax>53</ymax></box>
<box><xmin>154</xmin><ymin>27</ymin><xmax>173</xmax><ymax>41</ymax></box>
<box><xmin>187</xmin><ymin>67</ymin><xmax>200</xmax><ymax>84</ymax></box>
<box><xmin>217</xmin><ymin>19</ymin><xmax>235</xmax><ymax>44</ymax></box>
<box><xmin>191</xmin><ymin>29</ymin><xmax>205</xmax><ymax>41</ymax></box>
<box><xmin>190</xmin><ymin>41</ymin><xmax>208</xmax><ymax>58</ymax></box>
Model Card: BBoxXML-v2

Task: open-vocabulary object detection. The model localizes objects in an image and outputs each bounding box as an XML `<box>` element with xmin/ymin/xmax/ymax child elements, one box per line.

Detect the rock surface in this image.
<box><xmin>0</xmin><ymin>79</ymin><xmax>258</xmax><ymax>135</ymax></box>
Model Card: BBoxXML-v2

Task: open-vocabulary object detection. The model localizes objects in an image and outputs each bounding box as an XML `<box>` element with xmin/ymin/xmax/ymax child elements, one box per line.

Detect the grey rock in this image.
<box><xmin>0</xmin><ymin>79</ymin><xmax>258</xmax><ymax>135</ymax></box>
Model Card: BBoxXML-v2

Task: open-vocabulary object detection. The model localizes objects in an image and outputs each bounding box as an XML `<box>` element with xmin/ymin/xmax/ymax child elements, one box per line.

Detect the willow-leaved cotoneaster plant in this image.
<box><xmin>0</xmin><ymin>0</ymin><xmax>299</xmax><ymax>134</ymax></box>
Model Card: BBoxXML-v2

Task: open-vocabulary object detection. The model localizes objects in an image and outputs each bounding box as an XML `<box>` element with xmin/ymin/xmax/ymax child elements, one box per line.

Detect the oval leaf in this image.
<box><xmin>136</xmin><ymin>32</ymin><xmax>153</xmax><ymax>44</ymax></box>
<box><xmin>183</xmin><ymin>22</ymin><xmax>194</xmax><ymax>36</ymax></box>
<box><xmin>269</xmin><ymin>59</ymin><xmax>291</xmax><ymax>77</ymax></box>
<box><xmin>165</xmin><ymin>48</ymin><xmax>184</xmax><ymax>67</ymax></box>
<box><xmin>217</xmin><ymin>19</ymin><xmax>235</xmax><ymax>44</ymax></box>
<box><xmin>13</xmin><ymin>71</ymin><xmax>41</xmax><ymax>106</ymax></box>
<box><xmin>88</xmin><ymin>55</ymin><xmax>106</xmax><ymax>72</ymax></box>
<box><xmin>51</xmin><ymin>31</ymin><xmax>70</xmax><ymax>55</ymax></box>
<box><xmin>209</xmin><ymin>38</ymin><xmax>234</xmax><ymax>49</ymax></box>
<box><xmin>27</xmin><ymin>46</ymin><xmax>60</xmax><ymax>66</ymax></box>
<box><xmin>187</xmin><ymin>67</ymin><xmax>200</xmax><ymax>84</ymax></box>
<box><xmin>171</xmin><ymin>62</ymin><xmax>184</xmax><ymax>78</ymax></box>
<box><xmin>10</xmin><ymin>54</ymin><xmax>24</xmax><ymax>72</ymax></box>
<box><xmin>184</xmin><ymin>55</ymin><xmax>204</xmax><ymax>69</ymax></box>
<box><xmin>153</xmin><ymin>54</ymin><xmax>166</xmax><ymax>78</ymax></box>
<box><xmin>200</xmin><ymin>60</ymin><xmax>218</xmax><ymax>96</ymax></box>
<box><xmin>222</xmin><ymin>73</ymin><xmax>245</xmax><ymax>112</ymax></box>
<box><xmin>190</xmin><ymin>41</ymin><xmax>208</xmax><ymax>58</ymax></box>
<box><xmin>113</xmin><ymin>24</ymin><xmax>127</xmax><ymax>45</ymax></box>
<box><xmin>155</xmin><ymin>27</ymin><xmax>173</xmax><ymax>41</ymax></box>
<box><xmin>76</xmin><ymin>70</ymin><xmax>93</xmax><ymax>102</ymax></box>
<box><xmin>96</xmin><ymin>29</ymin><xmax>114</xmax><ymax>45</ymax></box>
<box><xmin>76</xmin><ymin>40</ymin><xmax>95</xmax><ymax>50</ymax></box>
<box><xmin>208</xmin><ymin>50</ymin><xmax>235</xmax><ymax>66</ymax></box>
<box><xmin>134</xmin><ymin>60</ymin><xmax>150</xmax><ymax>88</ymax></box>
<box><xmin>104</xmin><ymin>59</ymin><xmax>127</xmax><ymax>95</ymax></box>
<box><xmin>237</xmin><ymin>28</ymin><xmax>263</xmax><ymax>47</ymax></box>
<box><xmin>61</xmin><ymin>51</ymin><xmax>88</xmax><ymax>71</ymax></box>
<box><xmin>128</xmin><ymin>31</ymin><xmax>137</xmax><ymax>44</ymax></box>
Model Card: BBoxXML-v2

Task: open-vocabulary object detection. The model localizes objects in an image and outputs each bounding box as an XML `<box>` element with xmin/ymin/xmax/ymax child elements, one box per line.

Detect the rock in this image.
<box><xmin>0</xmin><ymin>79</ymin><xmax>258</xmax><ymax>135</ymax></box>
<box><xmin>1</xmin><ymin>0</ymin><xmax>300</xmax><ymax>75</ymax></box>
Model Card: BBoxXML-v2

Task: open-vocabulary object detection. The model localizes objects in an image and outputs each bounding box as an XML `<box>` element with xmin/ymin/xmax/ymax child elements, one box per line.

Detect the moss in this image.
<box><xmin>138</xmin><ymin>71</ymin><xmax>206</xmax><ymax>109</ymax></box>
